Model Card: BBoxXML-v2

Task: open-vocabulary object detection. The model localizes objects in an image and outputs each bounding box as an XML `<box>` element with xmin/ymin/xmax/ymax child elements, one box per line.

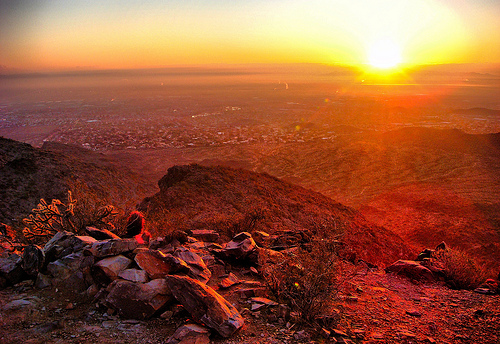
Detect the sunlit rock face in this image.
<box><xmin>166</xmin><ymin>275</ymin><xmax>244</xmax><ymax>338</ymax></box>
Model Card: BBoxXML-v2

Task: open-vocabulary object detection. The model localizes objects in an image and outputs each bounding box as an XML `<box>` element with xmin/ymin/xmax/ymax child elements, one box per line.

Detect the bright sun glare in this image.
<box><xmin>368</xmin><ymin>38</ymin><xmax>402</xmax><ymax>69</ymax></box>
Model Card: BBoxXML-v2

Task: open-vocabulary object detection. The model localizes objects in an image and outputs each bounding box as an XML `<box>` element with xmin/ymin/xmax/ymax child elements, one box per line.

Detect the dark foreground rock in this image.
<box><xmin>166</xmin><ymin>275</ymin><xmax>244</xmax><ymax>337</ymax></box>
<box><xmin>105</xmin><ymin>279</ymin><xmax>172</xmax><ymax>319</ymax></box>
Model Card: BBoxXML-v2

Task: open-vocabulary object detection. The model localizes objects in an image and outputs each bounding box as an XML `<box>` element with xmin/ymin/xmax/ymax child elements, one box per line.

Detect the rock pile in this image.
<box><xmin>0</xmin><ymin>228</ymin><xmax>292</xmax><ymax>341</ymax></box>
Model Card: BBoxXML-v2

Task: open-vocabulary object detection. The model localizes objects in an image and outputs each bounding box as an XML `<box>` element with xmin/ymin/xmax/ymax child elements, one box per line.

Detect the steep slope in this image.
<box><xmin>0</xmin><ymin>137</ymin><xmax>155</xmax><ymax>226</ymax></box>
<box><xmin>138</xmin><ymin>164</ymin><xmax>415</xmax><ymax>267</ymax></box>
<box><xmin>360</xmin><ymin>184</ymin><xmax>500</xmax><ymax>272</ymax></box>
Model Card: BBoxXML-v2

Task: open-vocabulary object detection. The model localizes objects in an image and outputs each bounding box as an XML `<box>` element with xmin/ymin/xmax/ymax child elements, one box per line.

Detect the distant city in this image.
<box><xmin>1</xmin><ymin>68</ymin><xmax>499</xmax><ymax>151</ymax></box>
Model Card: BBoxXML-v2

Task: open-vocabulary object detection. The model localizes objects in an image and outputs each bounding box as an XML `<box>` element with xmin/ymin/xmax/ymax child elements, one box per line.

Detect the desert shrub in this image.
<box><xmin>22</xmin><ymin>190</ymin><xmax>117</xmax><ymax>244</ymax></box>
<box><xmin>262</xmin><ymin>239</ymin><xmax>338</xmax><ymax>324</ymax></box>
<box><xmin>433</xmin><ymin>248</ymin><xmax>488</xmax><ymax>290</ymax></box>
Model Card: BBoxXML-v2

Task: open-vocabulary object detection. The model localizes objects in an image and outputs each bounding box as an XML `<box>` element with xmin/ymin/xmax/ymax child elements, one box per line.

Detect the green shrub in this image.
<box><xmin>262</xmin><ymin>239</ymin><xmax>338</xmax><ymax>324</ymax></box>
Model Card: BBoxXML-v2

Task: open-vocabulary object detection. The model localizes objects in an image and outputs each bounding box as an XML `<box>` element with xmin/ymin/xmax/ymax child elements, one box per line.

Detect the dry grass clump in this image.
<box><xmin>262</xmin><ymin>240</ymin><xmax>338</xmax><ymax>324</ymax></box>
<box><xmin>434</xmin><ymin>248</ymin><xmax>488</xmax><ymax>290</ymax></box>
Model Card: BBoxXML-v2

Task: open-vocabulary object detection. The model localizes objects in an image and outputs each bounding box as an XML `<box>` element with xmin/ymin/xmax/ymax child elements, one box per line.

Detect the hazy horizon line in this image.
<box><xmin>1</xmin><ymin>62</ymin><xmax>500</xmax><ymax>78</ymax></box>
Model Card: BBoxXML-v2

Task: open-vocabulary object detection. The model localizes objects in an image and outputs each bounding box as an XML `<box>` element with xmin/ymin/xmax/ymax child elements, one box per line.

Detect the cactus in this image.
<box><xmin>23</xmin><ymin>190</ymin><xmax>117</xmax><ymax>243</ymax></box>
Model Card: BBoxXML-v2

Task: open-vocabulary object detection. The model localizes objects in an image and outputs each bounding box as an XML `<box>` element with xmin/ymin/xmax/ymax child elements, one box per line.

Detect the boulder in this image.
<box><xmin>135</xmin><ymin>250</ymin><xmax>189</xmax><ymax>279</ymax></box>
<box><xmin>47</xmin><ymin>251</ymin><xmax>94</xmax><ymax>292</ymax></box>
<box><xmin>191</xmin><ymin>230</ymin><xmax>219</xmax><ymax>243</ymax></box>
<box><xmin>0</xmin><ymin>254</ymin><xmax>27</xmax><ymax>287</ymax></box>
<box><xmin>223</xmin><ymin>232</ymin><xmax>257</xmax><ymax>262</ymax></box>
<box><xmin>118</xmin><ymin>268</ymin><xmax>149</xmax><ymax>283</ymax></box>
<box><xmin>167</xmin><ymin>324</ymin><xmax>210</xmax><ymax>344</ymax></box>
<box><xmin>105</xmin><ymin>280</ymin><xmax>172</xmax><ymax>319</ymax></box>
<box><xmin>86</xmin><ymin>239</ymin><xmax>138</xmax><ymax>258</ymax></box>
<box><xmin>385</xmin><ymin>260</ymin><xmax>435</xmax><ymax>281</ymax></box>
<box><xmin>21</xmin><ymin>245</ymin><xmax>45</xmax><ymax>278</ymax></box>
<box><xmin>174</xmin><ymin>247</ymin><xmax>211</xmax><ymax>283</ymax></box>
<box><xmin>93</xmin><ymin>255</ymin><xmax>132</xmax><ymax>282</ymax></box>
<box><xmin>166</xmin><ymin>275</ymin><xmax>244</xmax><ymax>338</ymax></box>
<box><xmin>85</xmin><ymin>226</ymin><xmax>121</xmax><ymax>240</ymax></box>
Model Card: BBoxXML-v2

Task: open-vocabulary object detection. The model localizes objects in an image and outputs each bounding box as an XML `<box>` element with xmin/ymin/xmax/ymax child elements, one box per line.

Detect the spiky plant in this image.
<box><xmin>23</xmin><ymin>191</ymin><xmax>117</xmax><ymax>243</ymax></box>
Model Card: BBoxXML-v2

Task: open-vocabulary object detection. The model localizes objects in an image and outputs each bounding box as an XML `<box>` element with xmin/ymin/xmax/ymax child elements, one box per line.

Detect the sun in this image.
<box><xmin>367</xmin><ymin>38</ymin><xmax>402</xmax><ymax>69</ymax></box>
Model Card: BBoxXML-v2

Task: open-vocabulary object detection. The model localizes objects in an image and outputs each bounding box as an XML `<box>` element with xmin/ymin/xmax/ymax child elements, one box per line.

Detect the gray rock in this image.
<box><xmin>3</xmin><ymin>299</ymin><xmax>34</xmax><ymax>311</ymax></box>
<box><xmin>43</xmin><ymin>231</ymin><xmax>96</xmax><ymax>263</ymax></box>
<box><xmin>46</xmin><ymin>250</ymin><xmax>94</xmax><ymax>289</ymax></box>
<box><xmin>167</xmin><ymin>323</ymin><xmax>210</xmax><ymax>344</ymax></box>
<box><xmin>166</xmin><ymin>275</ymin><xmax>244</xmax><ymax>338</ymax></box>
<box><xmin>47</xmin><ymin>251</ymin><xmax>93</xmax><ymax>292</ymax></box>
<box><xmin>21</xmin><ymin>245</ymin><xmax>45</xmax><ymax>278</ymax></box>
<box><xmin>0</xmin><ymin>254</ymin><xmax>26</xmax><ymax>286</ymax></box>
<box><xmin>94</xmin><ymin>255</ymin><xmax>132</xmax><ymax>282</ymax></box>
<box><xmin>118</xmin><ymin>268</ymin><xmax>149</xmax><ymax>283</ymax></box>
<box><xmin>35</xmin><ymin>272</ymin><xmax>52</xmax><ymax>289</ymax></box>
<box><xmin>87</xmin><ymin>239</ymin><xmax>138</xmax><ymax>258</ymax></box>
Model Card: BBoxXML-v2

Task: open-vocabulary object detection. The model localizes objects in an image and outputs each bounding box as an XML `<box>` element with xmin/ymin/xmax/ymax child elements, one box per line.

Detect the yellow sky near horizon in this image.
<box><xmin>0</xmin><ymin>0</ymin><xmax>499</xmax><ymax>71</ymax></box>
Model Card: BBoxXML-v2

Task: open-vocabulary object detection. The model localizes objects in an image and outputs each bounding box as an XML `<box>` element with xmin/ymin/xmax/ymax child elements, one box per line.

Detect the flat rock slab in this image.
<box><xmin>166</xmin><ymin>275</ymin><xmax>244</xmax><ymax>338</ymax></box>
<box><xmin>118</xmin><ymin>268</ymin><xmax>149</xmax><ymax>283</ymax></box>
<box><xmin>94</xmin><ymin>255</ymin><xmax>132</xmax><ymax>281</ymax></box>
<box><xmin>167</xmin><ymin>323</ymin><xmax>210</xmax><ymax>344</ymax></box>
<box><xmin>135</xmin><ymin>250</ymin><xmax>189</xmax><ymax>279</ymax></box>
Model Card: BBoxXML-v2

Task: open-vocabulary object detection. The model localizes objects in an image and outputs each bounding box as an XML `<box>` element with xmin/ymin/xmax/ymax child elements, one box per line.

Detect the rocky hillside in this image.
<box><xmin>138</xmin><ymin>164</ymin><xmax>415</xmax><ymax>267</ymax></box>
<box><xmin>0</xmin><ymin>138</ymin><xmax>155</xmax><ymax>226</ymax></box>
<box><xmin>361</xmin><ymin>184</ymin><xmax>500</xmax><ymax>273</ymax></box>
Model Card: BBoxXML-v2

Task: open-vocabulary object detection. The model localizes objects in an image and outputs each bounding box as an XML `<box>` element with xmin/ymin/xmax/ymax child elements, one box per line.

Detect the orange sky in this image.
<box><xmin>0</xmin><ymin>0</ymin><xmax>499</xmax><ymax>71</ymax></box>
